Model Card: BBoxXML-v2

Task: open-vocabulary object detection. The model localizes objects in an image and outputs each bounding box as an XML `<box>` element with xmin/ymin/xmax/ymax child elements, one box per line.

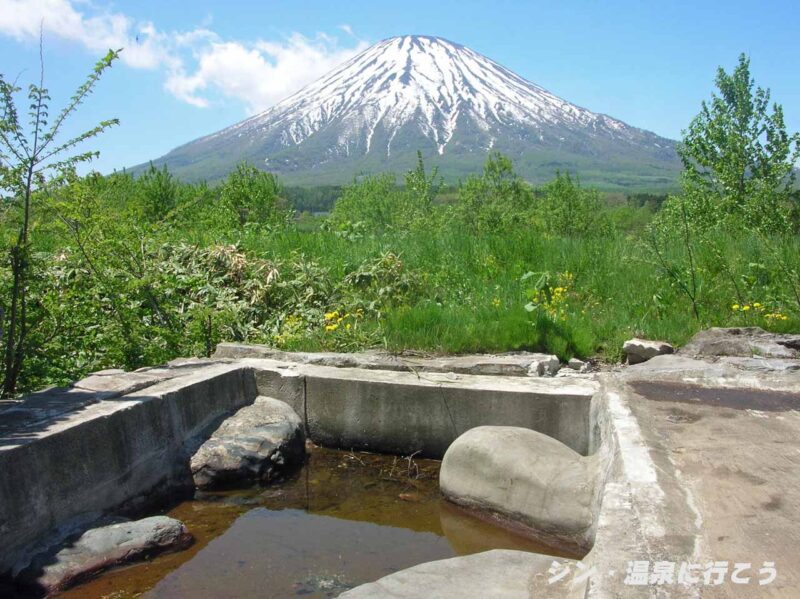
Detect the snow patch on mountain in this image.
<box><xmin>202</xmin><ymin>35</ymin><xmax>647</xmax><ymax>157</ymax></box>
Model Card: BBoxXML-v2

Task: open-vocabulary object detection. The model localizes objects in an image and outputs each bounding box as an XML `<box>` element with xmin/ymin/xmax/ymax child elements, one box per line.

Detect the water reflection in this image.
<box><xmin>58</xmin><ymin>447</ymin><xmax>574</xmax><ymax>599</ymax></box>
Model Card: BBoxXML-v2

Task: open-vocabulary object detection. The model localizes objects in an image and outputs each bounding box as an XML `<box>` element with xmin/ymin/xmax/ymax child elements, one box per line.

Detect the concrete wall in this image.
<box><xmin>248</xmin><ymin>360</ymin><xmax>598</xmax><ymax>457</ymax></box>
<box><xmin>0</xmin><ymin>364</ymin><xmax>257</xmax><ymax>574</ymax></box>
<box><xmin>1</xmin><ymin>357</ymin><xmax>599</xmax><ymax>575</ymax></box>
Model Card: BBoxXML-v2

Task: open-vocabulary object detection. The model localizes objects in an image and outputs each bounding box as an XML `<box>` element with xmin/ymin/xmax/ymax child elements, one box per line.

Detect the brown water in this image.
<box><xmin>59</xmin><ymin>447</ymin><xmax>577</xmax><ymax>599</ymax></box>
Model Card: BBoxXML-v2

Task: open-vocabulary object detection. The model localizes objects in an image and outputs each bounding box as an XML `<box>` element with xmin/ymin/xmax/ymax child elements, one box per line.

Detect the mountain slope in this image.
<box><xmin>142</xmin><ymin>35</ymin><xmax>681</xmax><ymax>190</ymax></box>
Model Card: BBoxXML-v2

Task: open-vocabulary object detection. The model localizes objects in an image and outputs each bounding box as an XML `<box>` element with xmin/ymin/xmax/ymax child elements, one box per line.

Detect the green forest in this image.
<box><xmin>1</xmin><ymin>52</ymin><xmax>798</xmax><ymax>397</ymax></box>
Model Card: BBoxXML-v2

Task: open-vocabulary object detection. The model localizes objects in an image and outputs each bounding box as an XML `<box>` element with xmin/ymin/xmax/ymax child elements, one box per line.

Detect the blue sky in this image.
<box><xmin>1</xmin><ymin>0</ymin><xmax>798</xmax><ymax>175</ymax></box>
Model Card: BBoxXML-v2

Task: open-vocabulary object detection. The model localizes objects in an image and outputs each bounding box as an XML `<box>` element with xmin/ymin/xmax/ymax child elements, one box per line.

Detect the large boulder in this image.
<box><xmin>680</xmin><ymin>327</ymin><xmax>799</xmax><ymax>359</ymax></box>
<box><xmin>190</xmin><ymin>396</ymin><xmax>305</xmax><ymax>489</ymax></box>
<box><xmin>16</xmin><ymin>516</ymin><xmax>192</xmax><ymax>594</ymax></box>
<box><xmin>338</xmin><ymin>549</ymin><xmax>581</xmax><ymax>598</ymax></box>
<box><xmin>440</xmin><ymin>426</ymin><xmax>597</xmax><ymax>550</ymax></box>
<box><xmin>623</xmin><ymin>337</ymin><xmax>674</xmax><ymax>364</ymax></box>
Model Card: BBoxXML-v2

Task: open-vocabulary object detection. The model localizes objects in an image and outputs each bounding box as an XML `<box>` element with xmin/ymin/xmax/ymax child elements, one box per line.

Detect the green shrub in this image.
<box><xmin>219</xmin><ymin>162</ymin><xmax>286</xmax><ymax>227</ymax></box>
<box><xmin>453</xmin><ymin>152</ymin><xmax>534</xmax><ymax>232</ymax></box>
<box><xmin>536</xmin><ymin>172</ymin><xmax>610</xmax><ymax>237</ymax></box>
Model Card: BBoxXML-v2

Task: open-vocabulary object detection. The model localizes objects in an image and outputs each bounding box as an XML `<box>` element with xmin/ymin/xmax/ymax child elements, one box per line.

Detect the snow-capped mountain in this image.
<box><xmin>145</xmin><ymin>35</ymin><xmax>680</xmax><ymax>189</ymax></box>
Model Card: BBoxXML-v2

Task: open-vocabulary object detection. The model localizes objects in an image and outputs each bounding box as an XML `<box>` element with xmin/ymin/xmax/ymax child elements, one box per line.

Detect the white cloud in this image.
<box><xmin>0</xmin><ymin>0</ymin><xmax>171</xmax><ymax>69</ymax></box>
<box><xmin>0</xmin><ymin>0</ymin><xmax>368</xmax><ymax>114</ymax></box>
<box><xmin>167</xmin><ymin>33</ymin><xmax>369</xmax><ymax>114</ymax></box>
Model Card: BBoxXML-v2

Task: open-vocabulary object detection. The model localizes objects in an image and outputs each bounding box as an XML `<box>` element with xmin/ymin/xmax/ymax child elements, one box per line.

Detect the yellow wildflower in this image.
<box><xmin>325</xmin><ymin>323</ymin><xmax>339</xmax><ymax>332</ymax></box>
<box><xmin>767</xmin><ymin>312</ymin><xmax>790</xmax><ymax>322</ymax></box>
<box><xmin>742</xmin><ymin>305</ymin><xmax>751</xmax><ymax>311</ymax></box>
<box><xmin>731</xmin><ymin>304</ymin><xmax>740</xmax><ymax>311</ymax></box>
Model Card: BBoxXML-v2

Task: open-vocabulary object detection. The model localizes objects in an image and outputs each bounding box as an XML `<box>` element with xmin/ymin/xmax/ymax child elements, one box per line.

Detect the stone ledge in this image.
<box><xmin>0</xmin><ymin>363</ymin><xmax>257</xmax><ymax>575</ymax></box>
<box><xmin>215</xmin><ymin>342</ymin><xmax>563</xmax><ymax>377</ymax></box>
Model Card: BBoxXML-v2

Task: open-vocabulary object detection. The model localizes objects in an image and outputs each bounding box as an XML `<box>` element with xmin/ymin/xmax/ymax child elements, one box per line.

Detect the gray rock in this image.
<box><xmin>622</xmin><ymin>353</ymin><xmax>800</xmax><ymax>394</ymax></box>
<box><xmin>623</xmin><ymin>337</ymin><xmax>674</xmax><ymax>364</ymax></box>
<box><xmin>338</xmin><ymin>549</ymin><xmax>581</xmax><ymax>598</ymax></box>
<box><xmin>680</xmin><ymin>327</ymin><xmax>799</xmax><ymax>359</ymax></box>
<box><xmin>190</xmin><ymin>396</ymin><xmax>305</xmax><ymax>489</ymax></box>
<box><xmin>719</xmin><ymin>356</ymin><xmax>800</xmax><ymax>373</ymax></box>
<box><xmin>16</xmin><ymin>516</ymin><xmax>192</xmax><ymax>594</ymax></box>
<box><xmin>528</xmin><ymin>354</ymin><xmax>561</xmax><ymax>376</ymax></box>
<box><xmin>567</xmin><ymin>358</ymin><xmax>588</xmax><ymax>372</ymax></box>
<box><xmin>440</xmin><ymin>426</ymin><xmax>597</xmax><ymax>549</ymax></box>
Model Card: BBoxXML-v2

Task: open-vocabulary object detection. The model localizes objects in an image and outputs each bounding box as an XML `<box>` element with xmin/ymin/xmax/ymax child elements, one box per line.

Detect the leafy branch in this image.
<box><xmin>0</xmin><ymin>36</ymin><xmax>119</xmax><ymax>397</ymax></box>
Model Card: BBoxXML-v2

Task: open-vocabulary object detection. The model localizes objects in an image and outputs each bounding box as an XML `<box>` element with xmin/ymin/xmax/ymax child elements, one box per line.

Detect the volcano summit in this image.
<box><xmin>144</xmin><ymin>35</ymin><xmax>680</xmax><ymax>189</ymax></box>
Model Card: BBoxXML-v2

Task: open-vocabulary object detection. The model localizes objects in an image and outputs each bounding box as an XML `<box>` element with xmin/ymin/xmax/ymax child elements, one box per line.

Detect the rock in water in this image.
<box><xmin>191</xmin><ymin>396</ymin><xmax>305</xmax><ymax>489</ymax></box>
<box><xmin>440</xmin><ymin>426</ymin><xmax>597</xmax><ymax>550</ymax></box>
<box><xmin>623</xmin><ymin>337</ymin><xmax>674</xmax><ymax>364</ymax></box>
<box><xmin>16</xmin><ymin>516</ymin><xmax>192</xmax><ymax>594</ymax></box>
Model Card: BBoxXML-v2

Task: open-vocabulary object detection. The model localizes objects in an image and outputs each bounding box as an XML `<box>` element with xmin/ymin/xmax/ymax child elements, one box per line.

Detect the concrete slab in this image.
<box><xmin>72</xmin><ymin>371</ymin><xmax>165</xmax><ymax>398</ymax></box>
<box><xmin>586</xmin><ymin>356</ymin><xmax>800</xmax><ymax>597</ymax></box>
<box><xmin>0</xmin><ymin>387</ymin><xmax>99</xmax><ymax>441</ymax></box>
<box><xmin>242</xmin><ymin>358</ymin><xmax>599</xmax><ymax>456</ymax></box>
<box><xmin>214</xmin><ymin>343</ymin><xmax>562</xmax><ymax>376</ymax></box>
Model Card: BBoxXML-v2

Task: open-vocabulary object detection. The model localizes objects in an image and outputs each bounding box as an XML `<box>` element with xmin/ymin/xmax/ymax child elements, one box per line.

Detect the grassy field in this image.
<box><xmin>237</xmin><ymin>226</ymin><xmax>798</xmax><ymax>360</ymax></box>
<box><xmin>1</xmin><ymin>163</ymin><xmax>797</xmax><ymax>396</ymax></box>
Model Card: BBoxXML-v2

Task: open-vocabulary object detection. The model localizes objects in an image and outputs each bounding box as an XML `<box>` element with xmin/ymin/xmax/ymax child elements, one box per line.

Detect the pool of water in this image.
<box><xmin>58</xmin><ymin>447</ymin><xmax>577</xmax><ymax>598</ymax></box>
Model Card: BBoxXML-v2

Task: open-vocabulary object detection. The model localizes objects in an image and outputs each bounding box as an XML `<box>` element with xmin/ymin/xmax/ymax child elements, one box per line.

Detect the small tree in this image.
<box><xmin>138</xmin><ymin>163</ymin><xmax>180</xmax><ymax>221</ymax></box>
<box><xmin>455</xmin><ymin>152</ymin><xmax>533</xmax><ymax>232</ymax></box>
<box><xmin>537</xmin><ymin>172</ymin><xmax>608</xmax><ymax>237</ymax></box>
<box><xmin>219</xmin><ymin>162</ymin><xmax>284</xmax><ymax>227</ymax></box>
<box><xmin>0</xmin><ymin>42</ymin><xmax>118</xmax><ymax>397</ymax></box>
<box><xmin>330</xmin><ymin>172</ymin><xmax>400</xmax><ymax>231</ymax></box>
<box><xmin>401</xmin><ymin>151</ymin><xmax>440</xmax><ymax>226</ymax></box>
<box><xmin>679</xmin><ymin>53</ymin><xmax>800</xmax><ymax>233</ymax></box>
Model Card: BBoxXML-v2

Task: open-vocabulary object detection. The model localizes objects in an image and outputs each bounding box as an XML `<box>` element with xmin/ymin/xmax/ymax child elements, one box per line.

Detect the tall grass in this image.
<box><xmin>228</xmin><ymin>225</ymin><xmax>799</xmax><ymax>360</ymax></box>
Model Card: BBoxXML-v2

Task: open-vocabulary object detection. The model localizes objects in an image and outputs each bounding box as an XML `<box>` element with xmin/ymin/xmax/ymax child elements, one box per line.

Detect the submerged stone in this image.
<box><xmin>190</xmin><ymin>396</ymin><xmax>305</xmax><ymax>489</ymax></box>
<box><xmin>16</xmin><ymin>516</ymin><xmax>192</xmax><ymax>595</ymax></box>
